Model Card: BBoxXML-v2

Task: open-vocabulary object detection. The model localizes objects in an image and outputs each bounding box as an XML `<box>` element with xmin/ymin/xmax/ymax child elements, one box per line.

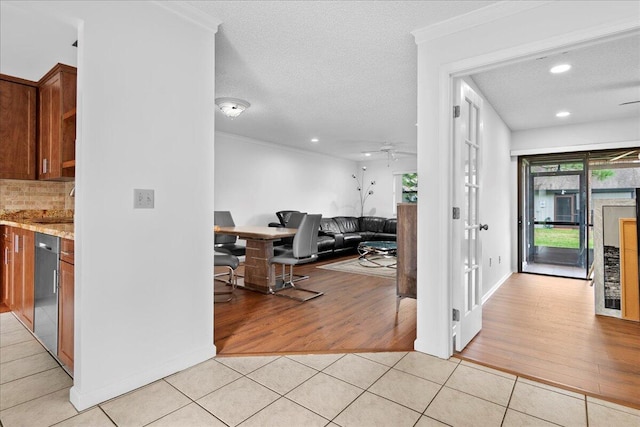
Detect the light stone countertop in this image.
<box><xmin>0</xmin><ymin>219</ymin><xmax>74</xmax><ymax>240</ymax></box>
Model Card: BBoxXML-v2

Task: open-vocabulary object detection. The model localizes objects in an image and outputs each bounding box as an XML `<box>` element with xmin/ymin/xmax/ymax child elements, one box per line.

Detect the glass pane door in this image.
<box><xmin>521</xmin><ymin>156</ymin><xmax>588</xmax><ymax>278</ymax></box>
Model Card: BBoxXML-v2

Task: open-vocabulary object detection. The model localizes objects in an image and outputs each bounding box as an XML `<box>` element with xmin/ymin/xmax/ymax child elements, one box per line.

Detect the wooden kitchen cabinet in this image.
<box><xmin>0</xmin><ymin>75</ymin><xmax>38</xmax><ymax>180</ymax></box>
<box><xmin>58</xmin><ymin>238</ymin><xmax>74</xmax><ymax>372</ymax></box>
<box><xmin>38</xmin><ymin>63</ymin><xmax>76</xmax><ymax>181</ymax></box>
<box><xmin>1</xmin><ymin>226</ymin><xmax>12</xmax><ymax>307</ymax></box>
<box><xmin>4</xmin><ymin>227</ymin><xmax>35</xmax><ymax>330</ymax></box>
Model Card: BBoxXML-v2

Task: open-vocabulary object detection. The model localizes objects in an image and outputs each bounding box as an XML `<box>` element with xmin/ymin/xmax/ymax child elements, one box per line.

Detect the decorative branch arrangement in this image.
<box><xmin>352</xmin><ymin>166</ymin><xmax>376</xmax><ymax>217</ymax></box>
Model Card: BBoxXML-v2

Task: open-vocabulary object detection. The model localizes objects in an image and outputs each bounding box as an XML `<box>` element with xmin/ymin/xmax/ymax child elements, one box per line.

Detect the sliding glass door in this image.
<box><xmin>520</xmin><ymin>155</ymin><xmax>588</xmax><ymax>278</ymax></box>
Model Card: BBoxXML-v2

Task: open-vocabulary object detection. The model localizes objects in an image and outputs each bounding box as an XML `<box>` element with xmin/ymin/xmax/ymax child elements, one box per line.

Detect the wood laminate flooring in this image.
<box><xmin>214</xmin><ymin>254</ymin><xmax>416</xmax><ymax>355</ymax></box>
<box><xmin>458</xmin><ymin>273</ymin><xmax>640</xmax><ymax>409</ymax></box>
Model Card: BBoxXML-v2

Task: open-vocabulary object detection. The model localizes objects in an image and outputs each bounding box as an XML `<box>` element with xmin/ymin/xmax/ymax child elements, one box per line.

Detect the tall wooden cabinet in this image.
<box><xmin>38</xmin><ymin>64</ymin><xmax>76</xmax><ymax>181</ymax></box>
<box><xmin>58</xmin><ymin>238</ymin><xmax>75</xmax><ymax>372</ymax></box>
<box><xmin>397</xmin><ymin>203</ymin><xmax>417</xmax><ymax>308</ymax></box>
<box><xmin>620</xmin><ymin>218</ymin><xmax>639</xmax><ymax>322</ymax></box>
<box><xmin>0</xmin><ymin>75</ymin><xmax>37</xmax><ymax>180</ymax></box>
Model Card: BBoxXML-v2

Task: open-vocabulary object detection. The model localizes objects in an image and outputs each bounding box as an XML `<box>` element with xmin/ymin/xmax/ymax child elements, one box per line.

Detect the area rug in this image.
<box><xmin>317</xmin><ymin>257</ymin><xmax>396</xmax><ymax>278</ymax></box>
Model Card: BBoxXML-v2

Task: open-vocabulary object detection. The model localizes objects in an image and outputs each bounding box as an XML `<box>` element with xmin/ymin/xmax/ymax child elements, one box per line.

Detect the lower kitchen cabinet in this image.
<box><xmin>58</xmin><ymin>238</ymin><xmax>74</xmax><ymax>372</ymax></box>
<box><xmin>2</xmin><ymin>227</ymin><xmax>35</xmax><ymax>330</ymax></box>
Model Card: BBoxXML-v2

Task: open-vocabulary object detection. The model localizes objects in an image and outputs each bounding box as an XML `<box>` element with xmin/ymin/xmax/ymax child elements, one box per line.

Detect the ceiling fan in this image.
<box><xmin>362</xmin><ymin>142</ymin><xmax>416</xmax><ymax>166</ymax></box>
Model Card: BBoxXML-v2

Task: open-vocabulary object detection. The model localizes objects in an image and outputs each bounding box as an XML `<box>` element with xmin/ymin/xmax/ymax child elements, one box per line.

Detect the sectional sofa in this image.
<box><xmin>270</xmin><ymin>212</ymin><xmax>397</xmax><ymax>257</ymax></box>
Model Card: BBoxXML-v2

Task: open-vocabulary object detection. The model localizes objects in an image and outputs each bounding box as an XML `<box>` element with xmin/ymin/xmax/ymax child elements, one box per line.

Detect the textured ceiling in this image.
<box><xmin>2</xmin><ymin>1</ymin><xmax>637</xmax><ymax>162</ymax></box>
<box><xmin>188</xmin><ymin>0</ymin><xmax>497</xmax><ymax>161</ymax></box>
<box><xmin>471</xmin><ymin>33</ymin><xmax>640</xmax><ymax>131</ymax></box>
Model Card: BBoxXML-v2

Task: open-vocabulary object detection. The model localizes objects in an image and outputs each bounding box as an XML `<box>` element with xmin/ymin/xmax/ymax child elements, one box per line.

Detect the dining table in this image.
<box><xmin>215</xmin><ymin>225</ymin><xmax>297</xmax><ymax>293</ymax></box>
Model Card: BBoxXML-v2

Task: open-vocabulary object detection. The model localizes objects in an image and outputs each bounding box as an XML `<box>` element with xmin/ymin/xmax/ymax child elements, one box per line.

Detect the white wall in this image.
<box><xmin>358</xmin><ymin>156</ymin><xmax>417</xmax><ymax>218</ymax></box>
<box><xmin>413</xmin><ymin>0</ymin><xmax>640</xmax><ymax>358</ymax></box>
<box><xmin>12</xmin><ymin>1</ymin><xmax>219</xmax><ymax>410</ymax></box>
<box><xmin>215</xmin><ymin>132</ymin><xmax>359</xmax><ymax>225</ymax></box>
<box><xmin>511</xmin><ymin>117</ymin><xmax>640</xmax><ymax>155</ymax></box>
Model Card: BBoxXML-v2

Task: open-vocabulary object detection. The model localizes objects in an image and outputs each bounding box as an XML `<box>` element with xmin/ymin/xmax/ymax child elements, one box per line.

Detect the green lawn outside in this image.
<box><xmin>534</xmin><ymin>228</ymin><xmax>594</xmax><ymax>249</ymax></box>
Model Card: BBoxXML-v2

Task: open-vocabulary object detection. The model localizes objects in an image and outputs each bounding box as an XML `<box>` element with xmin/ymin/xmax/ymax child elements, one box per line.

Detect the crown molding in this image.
<box><xmin>412</xmin><ymin>1</ymin><xmax>550</xmax><ymax>44</ymax></box>
<box><xmin>152</xmin><ymin>1</ymin><xmax>221</xmax><ymax>33</ymax></box>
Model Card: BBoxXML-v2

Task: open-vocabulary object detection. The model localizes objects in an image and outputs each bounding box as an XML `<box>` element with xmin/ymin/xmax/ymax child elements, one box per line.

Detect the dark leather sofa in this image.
<box><xmin>317</xmin><ymin>216</ymin><xmax>397</xmax><ymax>256</ymax></box>
<box><xmin>269</xmin><ymin>211</ymin><xmax>397</xmax><ymax>257</ymax></box>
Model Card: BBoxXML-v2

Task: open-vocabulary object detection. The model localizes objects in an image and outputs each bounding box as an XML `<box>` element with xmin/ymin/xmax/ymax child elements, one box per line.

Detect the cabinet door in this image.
<box><xmin>58</xmin><ymin>259</ymin><xmax>74</xmax><ymax>372</ymax></box>
<box><xmin>0</xmin><ymin>79</ymin><xmax>37</xmax><ymax>179</ymax></box>
<box><xmin>38</xmin><ymin>74</ymin><xmax>61</xmax><ymax>180</ymax></box>
<box><xmin>1</xmin><ymin>227</ymin><xmax>13</xmax><ymax>306</ymax></box>
<box><xmin>12</xmin><ymin>229</ymin><xmax>34</xmax><ymax>331</ymax></box>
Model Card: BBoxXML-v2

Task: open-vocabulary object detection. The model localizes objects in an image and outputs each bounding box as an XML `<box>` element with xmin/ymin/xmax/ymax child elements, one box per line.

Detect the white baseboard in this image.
<box><xmin>482</xmin><ymin>272</ymin><xmax>512</xmax><ymax>305</ymax></box>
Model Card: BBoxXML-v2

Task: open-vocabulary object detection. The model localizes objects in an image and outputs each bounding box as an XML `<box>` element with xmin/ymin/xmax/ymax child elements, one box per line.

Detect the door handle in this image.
<box><xmin>479</xmin><ymin>224</ymin><xmax>489</xmax><ymax>231</ymax></box>
<box><xmin>53</xmin><ymin>270</ymin><xmax>58</xmax><ymax>294</ymax></box>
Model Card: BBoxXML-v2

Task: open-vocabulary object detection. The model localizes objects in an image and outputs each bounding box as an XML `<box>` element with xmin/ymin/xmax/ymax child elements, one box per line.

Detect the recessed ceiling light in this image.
<box><xmin>556</xmin><ymin>111</ymin><xmax>571</xmax><ymax>118</ymax></box>
<box><xmin>550</xmin><ymin>64</ymin><xmax>571</xmax><ymax>74</ymax></box>
<box><xmin>364</xmin><ymin>152</ymin><xmax>372</xmax><ymax>157</ymax></box>
<box><xmin>310</xmin><ymin>138</ymin><xmax>319</xmax><ymax>143</ymax></box>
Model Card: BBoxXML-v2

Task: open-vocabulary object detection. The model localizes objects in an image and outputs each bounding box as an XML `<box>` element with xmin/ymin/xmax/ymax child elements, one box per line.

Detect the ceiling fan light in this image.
<box><xmin>215</xmin><ymin>97</ymin><xmax>250</xmax><ymax>118</ymax></box>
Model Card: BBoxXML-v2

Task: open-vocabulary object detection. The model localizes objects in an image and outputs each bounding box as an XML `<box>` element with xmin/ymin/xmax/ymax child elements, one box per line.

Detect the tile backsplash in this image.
<box><xmin>0</xmin><ymin>179</ymin><xmax>75</xmax><ymax>211</ymax></box>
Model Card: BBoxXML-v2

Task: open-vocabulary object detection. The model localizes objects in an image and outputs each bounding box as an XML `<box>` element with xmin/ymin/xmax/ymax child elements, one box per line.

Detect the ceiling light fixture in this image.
<box><xmin>550</xmin><ymin>64</ymin><xmax>571</xmax><ymax>74</ymax></box>
<box><xmin>556</xmin><ymin>111</ymin><xmax>571</xmax><ymax>118</ymax></box>
<box><xmin>215</xmin><ymin>97</ymin><xmax>250</xmax><ymax>118</ymax></box>
<box><xmin>311</xmin><ymin>138</ymin><xmax>319</xmax><ymax>143</ymax></box>
<box><xmin>364</xmin><ymin>152</ymin><xmax>372</xmax><ymax>157</ymax></box>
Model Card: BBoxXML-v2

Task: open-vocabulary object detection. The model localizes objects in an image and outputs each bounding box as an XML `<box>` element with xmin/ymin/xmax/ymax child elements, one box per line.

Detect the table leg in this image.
<box><xmin>242</xmin><ymin>239</ymin><xmax>275</xmax><ymax>293</ymax></box>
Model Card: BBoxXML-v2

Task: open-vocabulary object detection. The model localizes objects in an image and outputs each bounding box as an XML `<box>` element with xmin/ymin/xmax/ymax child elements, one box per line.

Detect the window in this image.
<box><xmin>402</xmin><ymin>173</ymin><xmax>418</xmax><ymax>203</ymax></box>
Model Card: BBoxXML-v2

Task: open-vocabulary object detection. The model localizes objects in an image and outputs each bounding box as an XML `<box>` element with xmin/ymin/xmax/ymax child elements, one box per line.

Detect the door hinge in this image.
<box><xmin>452</xmin><ymin>207</ymin><xmax>460</xmax><ymax>220</ymax></box>
<box><xmin>453</xmin><ymin>105</ymin><xmax>460</xmax><ymax>118</ymax></box>
<box><xmin>452</xmin><ymin>308</ymin><xmax>460</xmax><ymax>322</ymax></box>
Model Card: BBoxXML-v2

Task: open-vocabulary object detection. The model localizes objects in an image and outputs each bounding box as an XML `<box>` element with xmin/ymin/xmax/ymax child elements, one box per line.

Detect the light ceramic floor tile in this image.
<box><xmin>215</xmin><ymin>355</ymin><xmax>279</xmax><ymax>375</ymax></box>
<box><xmin>196</xmin><ymin>377</ymin><xmax>279</xmax><ymax>426</ymax></box>
<box><xmin>53</xmin><ymin>407</ymin><xmax>116</xmax><ymax>427</ymax></box>
<box><xmin>0</xmin><ymin>315</ymin><xmax>25</xmax><ymax>334</ymax></box>
<box><xmin>0</xmin><ymin>328</ymin><xmax>34</xmax><ymax>348</ymax></box>
<box><xmin>587</xmin><ymin>400</ymin><xmax>640</xmax><ymax>426</ymax></box>
<box><xmin>146</xmin><ymin>402</ymin><xmax>227</xmax><ymax>427</ymax></box>
<box><xmin>247</xmin><ymin>356</ymin><xmax>317</xmax><ymax>394</ymax></box>
<box><xmin>356</xmin><ymin>351</ymin><xmax>407</xmax><ymax>367</ymax></box>
<box><xmin>0</xmin><ymin>388</ymin><xmax>77</xmax><ymax>427</ymax></box>
<box><xmin>424</xmin><ymin>387</ymin><xmax>506</xmax><ymax>427</ymax></box>
<box><xmin>587</xmin><ymin>396</ymin><xmax>640</xmax><ymax>417</ymax></box>
<box><xmin>286</xmin><ymin>353</ymin><xmax>345</xmax><ymax>370</ymax></box>
<box><xmin>459</xmin><ymin>360</ymin><xmax>516</xmax><ymax>380</ymax></box>
<box><xmin>333</xmin><ymin>391</ymin><xmax>421</xmax><ymax>427</ymax></box>
<box><xmin>502</xmin><ymin>409</ymin><xmax>558</xmax><ymax>426</ymax></box>
<box><xmin>414</xmin><ymin>415</ymin><xmax>450</xmax><ymax>427</ymax></box>
<box><xmin>323</xmin><ymin>353</ymin><xmax>389</xmax><ymax>389</ymax></box>
<box><xmin>100</xmin><ymin>380</ymin><xmax>190</xmax><ymax>427</ymax></box>
<box><xmin>444</xmin><ymin>363</ymin><xmax>515</xmax><ymax>406</ymax></box>
<box><xmin>286</xmin><ymin>372</ymin><xmax>362</xmax><ymax>419</ymax></box>
<box><xmin>239</xmin><ymin>397</ymin><xmax>328</xmax><ymax>427</ymax></box>
<box><xmin>517</xmin><ymin>377</ymin><xmax>585</xmax><ymax>399</ymax></box>
<box><xmin>509</xmin><ymin>381</ymin><xmax>586</xmax><ymax>426</ymax></box>
<box><xmin>165</xmin><ymin>358</ymin><xmax>241</xmax><ymax>400</ymax></box>
<box><xmin>1</xmin><ymin>351</ymin><xmax>59</xmax><ymax>384</ymax></box>
<box><xmin>0</xmin><ymin>367</ymin><xmax>72</xmax><ymax>410</ymax></box>
<box><xmin>394</xmin><ymin>351</ymin><xmax>459</xmax><ymax>385</ymax></box>
<box><xmin>368</xmin><ymin>368</ymin><xmax>441</xmax><ymax>412</ymax></box>
<box><xmin>0</xmin><ymin>339</ymin><xmax>47</xmax><ymax>364</ymax></box>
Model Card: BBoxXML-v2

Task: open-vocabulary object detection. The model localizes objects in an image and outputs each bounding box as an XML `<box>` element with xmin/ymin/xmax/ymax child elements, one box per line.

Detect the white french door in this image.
<box><xmin>452</xmin><ymin>80</ymin><xmax>484</xmax><ymax>352</ymax></box>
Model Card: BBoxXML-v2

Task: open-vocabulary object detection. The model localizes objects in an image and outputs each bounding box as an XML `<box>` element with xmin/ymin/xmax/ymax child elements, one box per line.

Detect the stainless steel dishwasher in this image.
<box><xmin>34</xmin><ymin>232</ymin><xmax>60</xmax><ymax>355</ymax></box>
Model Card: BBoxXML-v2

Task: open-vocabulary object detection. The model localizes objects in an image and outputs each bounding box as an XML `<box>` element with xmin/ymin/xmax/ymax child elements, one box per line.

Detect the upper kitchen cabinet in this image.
<box><xmin>0</xmin><ymin>75</ymin><xmax>38</xmax><ymax>180</ymax></box>
<box><xmin>38</xmin><ymin>63</ymin><xmax>76</xmax><ymax>181</ymax></box>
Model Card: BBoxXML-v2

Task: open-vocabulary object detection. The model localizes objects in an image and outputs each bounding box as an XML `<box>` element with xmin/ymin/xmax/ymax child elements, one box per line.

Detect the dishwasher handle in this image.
<box><xmin>38</xmin><ymin>242</ymin><xmax>53</xmax><ymax>251</ymax></box>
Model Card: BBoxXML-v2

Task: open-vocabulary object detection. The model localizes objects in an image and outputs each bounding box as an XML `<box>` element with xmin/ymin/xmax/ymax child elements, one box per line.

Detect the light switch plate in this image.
<box><xmin>134</xmin><ymin>189</ymin><xmax>154</xmax><ymax>209</ymax></box>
